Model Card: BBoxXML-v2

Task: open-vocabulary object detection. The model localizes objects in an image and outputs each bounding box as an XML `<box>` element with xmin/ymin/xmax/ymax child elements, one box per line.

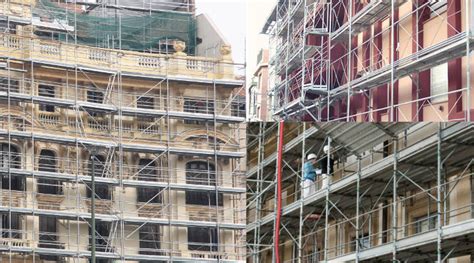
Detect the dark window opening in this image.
<box><xmin>0</xmin><ymin>77</ymin><xmax>19</xmax><ymax>93</ymax></box>
<box><xmin>0</xmin><ymin>21</ymin><xmax>15</xmax><ymax>34</ymax></box>
<box><xmin>137</xmin><ymin>159</ymin><xmax>162</xmax><ymax>204</ymax></box>
<box><xmin>38</xmin><ymin>84</ymin><xmax>56</xmax><ymax>112</ymax></box>
<box><xmin>232</xmin><ymin>96</ymin><xmax>246</xmax><ymax>118</ymax></box>
<box><xmin>137</xmin><ymin>96</ymin><xmax>155</xmax><ymax>109</ymax></box>
<box><xmin>87</xmin><ymin>155</ymin><xmax>111</xmax><ymax>200</ymax></box>
<box><xmin>185</xmin><ymin>162</ymin><xmax>223</xmax><ymax>206</ymax></box>
<box><xmin>89</xmin><ymin>221</ymin><xmax>112</xmax><ymax>253</ymax></box>
<box><xmin>39</xmin><ymin>216</ymin><xmax>62</xmax><ymax>251</ymax></box>
<box><xmin>183</xmin><ymin>99</ymin><xmax>214</xmax><ymax>125</ymax></box>
<box><xmin>382</xmin><ymin>140</ymin><xmax>393</xmax><ymax>158</ymax></box>
<box><xmin>87</xmin><ymin>90</ymin><xmax>105</xmax><ymax>104</ymax></box>
<box><xmin>38</xmin><ymin>150</ymin><xmax>62</xmax><ymax>195</ymax></box>
<box><xmin>0</xmin><ymin>144</ymin><xmax>24</xmax><ymax>191</ymax></box>
<box><xmin>1</xmin><ymin>213</ymin><xmax>21</xmax><ymax>239</ymax></box>
<box><xmin>187</xmin><ymin>227</ymin><xmax>218</xmax><ymax>252</ymax></box>
<box><xmin>34</xmin><ymin>28</ymin><xmax>66</xmax><ymax>41</ymax></box>
<box><xmin>139</xmin><ymin>225</ymin><xmax>162</xmax><ymax>255</ymax></box>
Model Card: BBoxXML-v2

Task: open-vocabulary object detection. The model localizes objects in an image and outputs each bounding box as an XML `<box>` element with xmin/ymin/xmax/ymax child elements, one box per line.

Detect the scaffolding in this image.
<box><xmin>0</xmin><ymin>0</ymin><xmax>246</xmax><ymax>262</ymax></box>
<box><xmin>265</xmin><ymin>0</ymin><xmax>474</xmax><ymax>122</ymax></box>
<box><xmin>247</xmin><ymin>122</ymin><xmax>474</xmax><ymax>262</ymax></box>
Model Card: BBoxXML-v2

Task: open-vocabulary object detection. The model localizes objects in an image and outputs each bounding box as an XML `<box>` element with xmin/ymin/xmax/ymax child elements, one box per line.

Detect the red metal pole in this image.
<box><xmin>275</xmin><ymin>120</ymin><xmax>284</xmax><ymax>263</ymax></box>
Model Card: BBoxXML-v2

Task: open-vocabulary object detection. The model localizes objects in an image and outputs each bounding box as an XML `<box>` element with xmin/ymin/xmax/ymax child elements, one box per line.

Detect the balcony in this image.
<box><xmin>0</xmin><ymin>78</ymin><xmax>245</xmax><ymax>123</ymax></box>
<box><xmin>0</xmin><ymin>33</ymin><xmax>239</xmax><ymax>83</ymax></box>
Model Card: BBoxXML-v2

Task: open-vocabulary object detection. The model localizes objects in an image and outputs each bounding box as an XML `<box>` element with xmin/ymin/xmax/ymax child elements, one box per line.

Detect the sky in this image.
<box><xmin>195</xmin><ymin>0</ymin><xmax>246</xmax><ymax>65</ymax></box>
<box><xmin>245</xmin><ymin>0</ymin><xmax>276</xmax><ymax>81</ymax></box>
<box><xmin>195</xmin><ymin>0</ymin><xmax>276</xmax><ymax>80</ymax></box>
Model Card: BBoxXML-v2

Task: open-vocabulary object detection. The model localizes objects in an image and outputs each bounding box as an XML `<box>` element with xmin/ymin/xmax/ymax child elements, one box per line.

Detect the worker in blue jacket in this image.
<box><xmin>302</xmin><ymin>153</ymin><xmax>321</xmax><ymax>198</ymax></box>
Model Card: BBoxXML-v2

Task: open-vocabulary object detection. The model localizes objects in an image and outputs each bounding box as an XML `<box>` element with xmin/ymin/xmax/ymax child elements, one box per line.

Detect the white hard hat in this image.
<box><xmin>324</xmin><ymin>145</ymin><xmax>330</xmax><ymax>152</ymax></box>
<box><xmin>307</xmin><ymin>153</ymin><xmax>317</xmax><ymax>160</ymax></box>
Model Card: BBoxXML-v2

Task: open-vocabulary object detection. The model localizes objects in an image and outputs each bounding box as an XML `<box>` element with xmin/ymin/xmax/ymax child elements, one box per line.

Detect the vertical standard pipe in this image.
<box><xmin>346</xmin><ymin>0</ymin><xmax>353</xmax><ymax>121</ymax></box>
<box><xmin>355</xmin><ymin>158</ymin><xmax>361</xmax><ymax>262</ymax></box>
<box><xmin>390</xmin><ymin>0</ymin><xmax>396</xmax><ymax>121</ymax></box>
<box><xmin>466</xmin><ymin>0</ymin><xmax>471</xmax><ymax>121</ymax></box>
<box><xmin>253</xmin><ymin>123</ymin><xmax>264</xmax><ymax>263</ymax></box>
<box><xmin>297</xmin><ymin>122</ymin><xmax>307</xmax><ymax>262</ymax></box>
<box><xmin>91</xmin><ymin>154</ymin><xmax>96</xmax><ymax>263</ymax></box>
<box><xmin>437</xmin><ymin>124</ymin><xmax>442</xmax><ymax>263</ymax></box>
<box><xmin>392</xmin><ymin>137</ymin><xmax>398</xmax><ymax>261</ymax></box>
<box><xmin>324</xmin><ymin>136</ymin><xmax>332</xmax><ymax>261</ymax></box>
<box><xmin>274</xmin><ymin>120</ymin><xmax>284</xmax><ymax>263</ymax></box>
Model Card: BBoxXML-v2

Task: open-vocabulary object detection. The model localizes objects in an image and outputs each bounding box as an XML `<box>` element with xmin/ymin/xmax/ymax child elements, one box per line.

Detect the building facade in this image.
<box><xmin>247</xmin><ymin>122</ymin><xmax>474</xmax><ymax>262</ymax></box>
<box><xmin>0</xmin><ymin>0</ymin><xmax>246</xmax><ymax>262</ymax></box>
<box><xmin>263</xmin><ymin>0</ymin><xmax>474</xmax><ymax>122</ymax></box>
<box><xmin>248</xmin><ymin>49</ymin><xmax>270</xmax><ymax>121</ymax></box>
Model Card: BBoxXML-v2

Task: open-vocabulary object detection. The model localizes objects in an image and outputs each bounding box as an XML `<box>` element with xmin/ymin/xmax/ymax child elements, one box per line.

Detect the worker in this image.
<box><xmin>320</xmin><ymin>145</ymin><xmax>335</xmax><ymax>189</ymax></box>
<box><xmin>302</xmin><ymin>153</ymin><xmax>321</xmax><ymax>198</ymax></box>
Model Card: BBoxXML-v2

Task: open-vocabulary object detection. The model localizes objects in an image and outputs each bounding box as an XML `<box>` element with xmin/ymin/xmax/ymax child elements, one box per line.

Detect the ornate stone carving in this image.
<box><xmin>220</xmin><ymin>44</ymin><xmax>233</xmax><ymax>61</ymax></box>
<box><xmin>173</xmin><ymin>41</ymin><xmax>187</xmax><ymax>56</ymax></box>
<box><xmin>220</xmin><ymin>45</ymin><xmax>232</xmax><ymax>56</ymax></box>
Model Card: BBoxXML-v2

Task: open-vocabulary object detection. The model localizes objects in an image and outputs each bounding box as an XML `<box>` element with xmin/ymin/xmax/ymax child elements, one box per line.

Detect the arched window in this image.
<box><xmin>38</xmin><ymin>150</ymin><xmax>62</xmax><ymax>195</ymax></box>
<box><xmin>0</xmin><ymin>143</ymin><xmax>24</xmax><ymax>191</ymax></box>
<box><xmin>137</xmin><ymin>159</ymin><xmax>162</xmax><ymax>204</ymax></box>
<box><xmin>185</xmin><ymin>161</ymin><xmax>223</xmax><ymax>206</ymax></box>
<box><xmin>87</xmin><ymin>155</ymin><xmax>111</xmax><ymax>200</ymax></box>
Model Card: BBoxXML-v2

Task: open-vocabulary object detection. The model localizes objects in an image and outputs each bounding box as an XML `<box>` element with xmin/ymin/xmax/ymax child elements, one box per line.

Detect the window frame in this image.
<box><xmin>187</xmin><ymin>226</ymin><xmax>218</xmax><ymax>252</ymax></box>
<box><xmin>430</xmin><ymin>63</ymin><xmax>449</xmax><ymax>104</ymax></box>
<box><xmin>185</xmin><ymin>161</ymin><xmax>223</xmax><ymax>207</ymax></box>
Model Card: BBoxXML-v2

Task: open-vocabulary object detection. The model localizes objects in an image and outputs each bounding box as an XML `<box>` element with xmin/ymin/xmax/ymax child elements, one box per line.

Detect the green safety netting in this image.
<box><xmin>33</xmin><ymin>0</ymin><xmax>197</xmax><ymax>54</ymax></box>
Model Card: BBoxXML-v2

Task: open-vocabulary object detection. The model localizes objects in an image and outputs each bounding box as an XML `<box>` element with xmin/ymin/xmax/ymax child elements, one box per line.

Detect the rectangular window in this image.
<box><xmin>0</xmin><ymin>77</ymin><xmax>19</xmax><ymax>93</ymax></box>
<box><xmin>187</xmin><ymin>227</ymin><xmax>218</xmax><ymax>252</ymax></box>
<box><xmin>1</xmin><ymin>213</ymin><xmax>20</xmax><ymax>238</ymax></box>
<box><xmin>430</xmin><ymin>63</ymin><xmax>448</xmax><ymax>103</ymax></box>
<box><xmin>183</xmin><ymin>98</ymin><xmax>214</xmax><ymax>125</ymax></box>
<box><xmin>87</xmin><ymin>90</ymin><xmax>104</xmax><ymax>104</ymax></box>
<box><xmin>38</xmin><ymin>84</ymin><xmax>56</xmax><ymax>112</ymax></box>
<box><xmin>414</xmin><ymin>215</ymin><xmax>437</xmax><ymax>234</ymax></box>
<box><xmin>137</xmin><ymin>160</ymin><xmax>162</xmax><ymax>204</ymax></box>
<box><xmin>1</xmin><ymin>175</ymin><xmax>24</xmax><ymax>191</ymax></box>
<box><xmin>38</xmin><ymin>179</ymin><xmax>63</xmax><ymax>195</ymax></box>
<box><xmin>185</xmin><ymin>191</ymin><xmax>223</xmax><ymax>206</ymax></box>
<box><xmin>90</xmin><ymin>221</ymin><xmax>111</xmax><ymax>252</ymax></box>
<box><xmin>139</xmin><ymin>225</ymin><xmax>161</xmax><ymax>255</ymax></box>
<box><xmin>39</xmin><ymin>216</ymin><xmax>58</xmax><ymax>248</ymax></box>
<box><xmin>232</xmin><ymin>95</ymin><xmax>246</xmax><ymax>118</ymax></box>
<box><xmin>185</xmin><ymin>162</ymin><xmax>223</xmax><ymax>207</ymax></box>
<box><xmin>137</xmin><ymin>188</ymin><xmax>162</xmax><ymax>203</ymax></box>
<box><xmin>137</xmin><ymin>96</ymin><xmax>155</xmax><ymax>109</ymax></box>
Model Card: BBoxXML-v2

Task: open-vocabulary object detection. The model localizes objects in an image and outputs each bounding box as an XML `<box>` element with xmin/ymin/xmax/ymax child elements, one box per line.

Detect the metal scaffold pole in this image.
<box><xmin>466</xmin><ymin>0</ymin><xmax>471</xmax><ymax>121</ymax></box>
<box><xmin>392</xmin><ymin>136</ymin><xmax>398</xmax><ymax>262</ymax></box>
<box><xmin>91</xmin><ymin>153</ymin><xmax>96</xmax><ymax>263</ymax></box>
<box><xmin>355</xmin><ymin>157</ymin><xmax>361</xmax><ymax>262</ymax></box>
<box><xmin>437</xmin><ymin>123</ymin><xmax>442</xmax><ymax>262</ymax></box>
<box><xmin>297</xmin><ymin>122</ymin><xmax>306</xmax><ymax>263</ymax></box>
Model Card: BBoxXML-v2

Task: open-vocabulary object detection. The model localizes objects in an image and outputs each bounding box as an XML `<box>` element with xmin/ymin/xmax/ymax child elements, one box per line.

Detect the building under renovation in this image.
<box><xmin>262</xmin><ymin>0</ymin><xmax>474</xmax><ymax>122</ymax></box>
<box><xmin>247</xmin><ymin>122</ymin><xmax>474</xmax><ymax>262</ymax></box>
<box><xmin>0</xmin><ymin>0</ymin><xmax>246</xmax><ymax>262</ymax></box>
